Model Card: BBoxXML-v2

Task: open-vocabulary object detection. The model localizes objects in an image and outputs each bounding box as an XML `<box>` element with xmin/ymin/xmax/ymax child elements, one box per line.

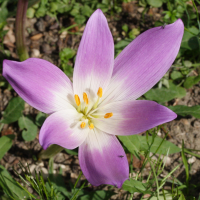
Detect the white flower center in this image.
<box><xmin>74</xmin><ymin>87</ymin><xmax>113</xmax><ymax>129</ymax></box>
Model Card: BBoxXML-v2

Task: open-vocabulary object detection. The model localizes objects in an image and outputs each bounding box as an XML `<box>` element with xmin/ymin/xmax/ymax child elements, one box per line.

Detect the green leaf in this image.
<box><xmin>168</xmin><ymin>105</ymin><xmax>200</xmax><ymax>118</ymax></box>
<box><xmin>28</xmin><ymin>0</ymin><xmax>40</xmax><ymax>8</ymax></box>
<box><xmin>118</xmin><ymin>135</ymin><xmax>180</xmax><ymax>155</ymax></box>
<box><xmin>122</xmin><ymin>179</ymin><xmax>151</xmax><ymax>194</ymax></box>
<box><xmin>0</xmin><ymin>1</ymin><xmax>8</xmax><ymax>23</ymax></box>
<box><xmin>35</xmin><ymin>0</ymin><xmax>47</xmax><ymax>18</ymax></box>
<box><xmin>81</xmin><ymin>5</ymin><xmax>93</xmax><ymax>17</ymax></box>
<box><xmin>147</xmin><ymin>0</ymin><xmax>163</xmax><ymax>7</ymax></box>
<box><xmin>184</xmin><ymin>60</ymin><xmax>192</xmax><ymax>68</ymax></box>
<box><xmin>149</xmin><ymin>190</ymin><xmax>173</xmax><ymax>200</ymax></box>
<box><xmin>114</xmin><ymin>39</ymin><xmax>132</xmax><ymax>50</ymax></box>
<box><xmin>122</xmin><ymin>24</ymin><xmax>129</xmax><ymax>33</ymax></box>
<box><xmin>178</xmin><ymin>193</ymin><xmax>186</xmax><ymax>200</ymax></box>
<box><xmin>181</xmin><ymin>27</ymin><xmax>199</xmax><ymax>50</ymax></box>
<box><xmin>118</xmin><ymin>135</ymin><xmax>139</xmax><ymax>154</ymax></box>
<box><xmin>0</xmin><ymin>135</ymin><xmax>15</xmax><ymax>160</ymax></box>
<box><xmin>26</xmin><ymin>7</ymin><xmax>35</xmax><ymax>18</ymax></box>
<box><xmin>65</xmin><ymin>148</ymin><xmax>78</xmax><ymax>156</ymax></box>
<box><xmin>170</xmin><ymin>71</ymin><xmax>183</xmax><ymax>80</ymax></box>
<box><xmin>96</xmin><ymin>3</ymin><xmax>109</xmax><ymax>12</ymax></box>
<box><xmin>144</xmin><ymin>81</ymin><xmax>186</xmax><ymax>103</ymax></box>
<box><xmin>49</xmin><ymin>168</ymin><xmax>70</xmax><ymax>198</ymax></box>
<box><xmin>59</xmin><ymin>48</ymin><xmax>76</xmax><ymax>61</ymax></box>
<box><xmin>1</xmin><ymin>97</ymin><xmax>24</xmax><ymax>124</ymax></box>
<box><xmin>183</xmin><ymin>75</ymin><xmax>200</xmax><ymax>89</ymax></box>
<box><xmin>0</xmin><ymin>165</ymin><xmax>28</xmax><ymax>199</ymax></box>
<box><xmin>75</xmin><ymin>15</ymin><xmax>86</xmax><ymax>25</ymax></box>
<box><xmin>35</xmin><ymin>112</ymin><xmax>46</xmax><ymax>127</ymax></box>
<box><xmin>77</xmin><ymin>190</ymin><xmax>115</xmax><ymax>200</ymax></box>
<box><xmin>18</xmin><ymin>115</ymin><xmax>37</xmax><ymax>141</ymax></box>
<box><xmin>70</xmin><ymin>3</ymin><xmax>80</xmax><ymax>16</ymax></box>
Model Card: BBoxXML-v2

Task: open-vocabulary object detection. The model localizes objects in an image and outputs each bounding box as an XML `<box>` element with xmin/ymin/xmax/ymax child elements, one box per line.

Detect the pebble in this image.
<box><xmin>36</xmin><ymin>19</ymin><xmax>45</xmax><ymax>32</ymax></box>
<box><xmin>60</xmin><ymin>31</ymin><xmax>68</xmax><ymax>39</ymax></box>
<box><xmin>41</xmin><ymin>167</ymin><xmax>48</xmax><ymax>179</ymax></box>
<box><xmin>193</xmin><ymin>120</ymin><xmax>200</xmax><ymax>128</ymax></box>
<box><xmin>31</xmin><ymin>49</ymin><xmax>40</xmax><ymax>57</ymax></box>
<box><xmin>188</xmin><ymin>156</ymin><xmax>196</xmax><ymax>164</ymax></box>
<box><xmin>157</xmin><ymin>130</ymin><xmax>162</xmax><ymax>136</ymax></box>
<box><xmin>42</xmin><ymin>43</ymin><xmax>52</xmax><ymax>54</ymax></box>
<box><xmin>162</xmin><ymin>156</ymin><xmax>171</xmax><ymax>166</ymax></box>
<box><xmin>194</xmin><ymin>137</ymin><xmax>200</xmax><ymax>149</ymax></box>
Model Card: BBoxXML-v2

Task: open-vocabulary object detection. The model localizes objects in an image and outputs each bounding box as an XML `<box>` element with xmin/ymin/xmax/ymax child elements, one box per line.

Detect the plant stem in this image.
<box><xmin>15</xmin><ymin>0</ymin><xmax>29</xmax><ymax>61</ymax></box>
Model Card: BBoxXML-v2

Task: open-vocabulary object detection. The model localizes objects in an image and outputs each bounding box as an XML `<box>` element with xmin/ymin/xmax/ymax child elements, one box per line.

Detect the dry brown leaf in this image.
<box><xmin>30</xmin><ymin>33</ymin><xmax>43</xmax><ymax>41</ymax></box>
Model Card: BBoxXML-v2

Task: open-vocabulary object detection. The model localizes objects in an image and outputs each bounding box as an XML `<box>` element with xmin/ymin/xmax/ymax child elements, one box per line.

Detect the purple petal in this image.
<box><xmin>79</xmin><ymin>129</ymin><xmax>129</xmax><ymax>187</ymax></box>
<box><xmin>39</xmin><ymin>109</ymin><xmax>89</xmax><ymax>150</ymax></box>
<box><xmin>3</xmin><ymin>58</ymin><xmax>74</xmax><ymax>114</ymax></box>
<box><xmin>101</xmin><ymin>19</ymin><xmax>184</xmax><ymax>105</ymax></box>
<box><xmin>73</xmin><ymin>9</ymin><xmax>114</xmax><ymax>106</ymax></box>
<box><xmin>92</xmin><ymin>100</ymin><xmax>177</xmax><ymax>135</ymax></box>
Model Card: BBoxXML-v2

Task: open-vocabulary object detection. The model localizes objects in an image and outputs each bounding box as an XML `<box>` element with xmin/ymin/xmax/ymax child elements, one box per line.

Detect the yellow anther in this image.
<box><xmin>83</xmin><ymin>92</ymin><xmax>89</xmax><ymax>105</ymax></box>
<box><xmin>97</xmin><ymin>87</ymin><xmax>103</xmax><ymax>98</ymax></box>
<box><xmin>104</xmin><ymin>113</ymin><xmax>113</xmax><ymax>118</ymax></box>
<box><xmin>74</xmin><ymin>94</ymin><xmax>80</xmax><ymax>106</ymax></box>
<box><xmin>89</xmin><ymin>123</ymin><xmax>94</xmax><ymax>129</ymax></box>
<box><xmin>80</xmin><ymin>122</ymin><xmax>86</xmax><ymax>129</ymax></box>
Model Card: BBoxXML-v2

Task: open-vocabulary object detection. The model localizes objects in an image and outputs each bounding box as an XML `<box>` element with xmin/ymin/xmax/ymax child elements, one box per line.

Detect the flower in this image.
<box><xmin>3</xmin><ymin>9</ymin><xmax>184</xmax><ymax>188</ymax></box>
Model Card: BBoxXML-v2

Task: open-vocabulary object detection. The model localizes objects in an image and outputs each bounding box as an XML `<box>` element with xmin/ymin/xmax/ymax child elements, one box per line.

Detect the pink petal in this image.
<box><xmin>92</xmin><ymin>100</ymin><xmax>176</xmax><ymax>135</ymax></box>
<box><xmin>73</xmin><ymin>9</ymin><xmax>114</xmax><ymax>107</ymax></box>
<box><xmin>101</xmin><ymin>19</ymin><xmax>184</xmax><ymax>105</ymax></box>
<box><xmin>3</xmin><ymin>58</ymin><xmax>74</xmax><ymax>114</ymax></box>
<box><xmin>39</xmin><ymin>109</ymin><xmax>89</xmax><ymax>150</ymax></box>
<box><xmin>79</xmin><ymin>129</ymin><xmax>129</xmax><ymax>187</ymax></box>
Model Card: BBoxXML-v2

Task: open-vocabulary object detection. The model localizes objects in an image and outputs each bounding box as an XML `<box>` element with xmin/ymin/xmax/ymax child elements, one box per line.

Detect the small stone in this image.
<box><xmin>36</xmin><ymin>19</ymin><xmax>45</xmax><ymax>32</ymax></box>
<box><xmin>38</xmin><ymin>162</ymin><xmax>44</xmax><ymax>167</ymax></box>
<box><xmin>162</xmin><ymin>156</ymin><xmax>171</xmax><ymax>166</ymax></box>
<box><xmin>60</xmin><ymin>31</ymin><xmax>68</xmax><ymax>39</ymax></box>
<box><xmin>41</xmin><ymin>167</ymin><xmax>48</xmax><ymax>180</ymax></box>
<box><xmin>193</xmin><ymin>120</ymin><xmax>200</xmax><ymax>128</ymax></box>
<box><xmin>137</xmin><ymin>7</ymin><xmax>144</xmax><ymax>13</ymax></box>
<box><xmin>29</xmin><ymin>164</ymin><xmax>37</xmax><ymax>175</ymax></box>
<box><xmin>49</xmin><ymin>22</ymin><xmax>59</xmax><ymax>30</ymax></box>
<box><xmin>31</xmin><ymin>49</ymin><xmax>40</xmax><ymax>57</ymax></box>
<box><xmin>42</xmin><ymin>43</ymin><xmax>52</xmax><ymax>54</ymax></box>
<box><xmin>194</xmin><ymin>137</ymin><xmax>200</xmax><ymax>149</ymax></box>
<box><xmin>188</xmin><ymin>156</ymin><xmax>196</xmax><ymax>164</ymax></box>
<box><xmin>157</xmin><ymin>130</ymin><xmax>162</xmax><ymax>136</ymax></box>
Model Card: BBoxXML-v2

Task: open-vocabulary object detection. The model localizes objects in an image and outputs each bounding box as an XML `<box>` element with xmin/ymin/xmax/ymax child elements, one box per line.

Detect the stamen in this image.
<box><xmin>89</xmin><ymin>123</ymin><xmax>94</xmax><ymax>129</ymax></box>
<box><xmin>104</xmin><ymin>113</ymin><xmax>113</xmax><ymax>118</ymax></box>
<box><xmin>93</xmin><ymin>87</ymin><xmax>103</xmax><ymax>109</ymax></box>
<box><xmin>97</xmin><ymin>87</ymin><xmax>103</xmax><ymax>98</ymax></box>
<box><xmin>74</xmin><ymin>94</ymin><xmax>80</xmax><ymax>106</ymax></box>
<box><xmin>80</xmin><ymin>122</ymin><xmax>86</xmax><ymax>129</ymax></box>
<box><xmin>83</xmin><ymin>92</ymin><xmax>89</xmax><ymax>105</ymax></box>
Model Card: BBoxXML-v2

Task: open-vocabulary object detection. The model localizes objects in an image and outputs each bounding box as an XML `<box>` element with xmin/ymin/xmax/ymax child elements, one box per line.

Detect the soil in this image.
<box><xmin>1</xmin><ymin>2</ymin><xmax>200</xmax><ymax>199</ymax></box>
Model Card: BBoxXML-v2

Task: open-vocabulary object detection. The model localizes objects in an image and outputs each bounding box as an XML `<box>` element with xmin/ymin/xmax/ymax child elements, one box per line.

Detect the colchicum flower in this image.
<box><xmin>3</xmin><ymin>9</ymin><xmax>184</xmax><ymax>187</ymax></box>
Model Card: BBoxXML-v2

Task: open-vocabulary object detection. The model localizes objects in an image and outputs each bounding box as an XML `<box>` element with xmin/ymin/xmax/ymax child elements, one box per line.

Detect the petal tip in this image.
<box><xmin>171</xmin><ymin>111</ymin><xmax>177</xmax><ymax>120</ymax></box>
<box><xmin>174</xmin><ymin>18</ymin><xmax>184</xmax><ymax>29</ymax></box>
<box><xmin>170</xmin><ymin>18</ymin><xmax>184</xmax><ymax>34</ymax></box>
<box><xmin>2</xmin><ymin>59</ymin><xmax>11</xmax><ymax>78</ymax></box>
<box><xmin>96</xmin><ymin>8</ymin><xmax>103</xmax><ymax>13</ymax></box>
<box><xmin>115</xmin><ymin>177</ymin><xmax>129</xmax><ymax>188</ymax></box>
